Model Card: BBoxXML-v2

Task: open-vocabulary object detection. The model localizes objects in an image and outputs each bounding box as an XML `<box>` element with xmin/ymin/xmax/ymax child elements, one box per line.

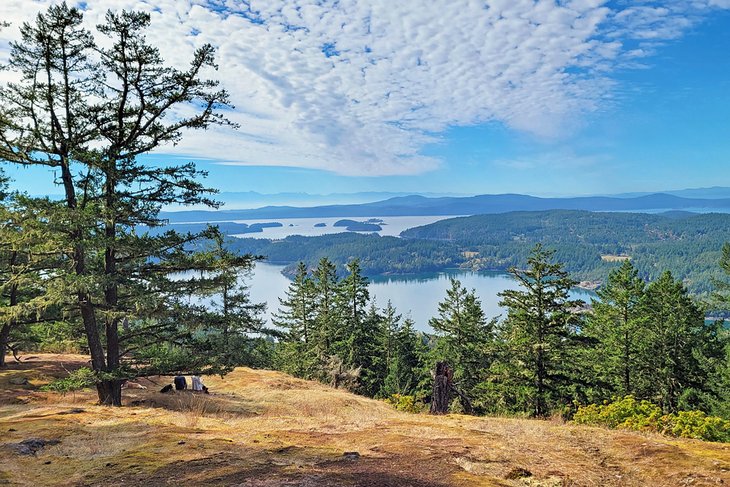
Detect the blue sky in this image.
<box><xmin>2</xmin><ymin>1</ymin><xmax>730</xmax><ymax>199</ymax></box>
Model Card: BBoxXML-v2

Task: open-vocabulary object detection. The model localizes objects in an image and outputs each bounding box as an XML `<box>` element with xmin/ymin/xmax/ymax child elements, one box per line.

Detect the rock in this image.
<box><xmin>11</xmin><ymin>438</ymin><xmax>61</xmax><ymax>456</ymax></box>
<box><xmin>8</xmin><ymin>428</ymin><xmax>17</xmax><ymax>432</ymax></box>
<box><xmin>9</xmin><ymin>377</ymin><xmax>29</xmax><ymax>386</ymax></box>
<box><xmin>505</xmin><ymin>467</ymin><xmax>532</xmax><ymax>480</ymax></box>
<box><xmin>343</xmin><ymin>451</ymin><xmax>360</xmax><ymax>460</ymax></box>
<box><xmin>178</xmin><ymin>441</ymin><xmax>186</xmax><ymax>445</ymax></box>
<box><xmin>58</xmin><ymin>408</ymin><xmax>85</xmax><ymax>415</ymax></box>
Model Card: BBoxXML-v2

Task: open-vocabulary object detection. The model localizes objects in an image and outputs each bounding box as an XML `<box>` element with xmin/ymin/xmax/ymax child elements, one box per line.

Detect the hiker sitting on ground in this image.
<box><xmin>191</xmin><ymin>375</ymin><xmax>204</xmax><ymax>392</ymax></box>
<box><xmin>174</xmin><ymin>375</ymin><xmax>187</xmax><ymax>391</ymax></box>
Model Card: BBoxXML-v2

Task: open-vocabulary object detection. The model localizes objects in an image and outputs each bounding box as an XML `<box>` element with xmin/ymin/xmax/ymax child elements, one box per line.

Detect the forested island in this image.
<box><xmin>225</xmin><ymin>209</ymin><xmax>730</xmax><ymax>294</ymax></box>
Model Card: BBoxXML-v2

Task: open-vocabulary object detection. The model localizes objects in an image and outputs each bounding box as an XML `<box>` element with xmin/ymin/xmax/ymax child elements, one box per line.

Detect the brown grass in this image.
<box><xmin>601</xmin><ymin>254</ymin><xmax>632</xmax><ymax>262</ymax></box>
<box><xmin>1</xmin><ymin>354</ymin><xmax>729</xmax><ymax>486</ymax></box>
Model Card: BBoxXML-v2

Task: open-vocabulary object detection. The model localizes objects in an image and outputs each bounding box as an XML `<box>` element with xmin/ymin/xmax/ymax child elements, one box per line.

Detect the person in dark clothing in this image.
<box><xmin>174</xmin><ymin>376</ymin><xmax>187</xmax><ymax>390</ymax></box>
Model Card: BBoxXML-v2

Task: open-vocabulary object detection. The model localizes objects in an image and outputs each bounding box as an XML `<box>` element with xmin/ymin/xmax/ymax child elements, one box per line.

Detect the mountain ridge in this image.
<box><xmin>162</xmin><ymin>192</ymin><xmax>730</xmax><ymax>222</ymax></box>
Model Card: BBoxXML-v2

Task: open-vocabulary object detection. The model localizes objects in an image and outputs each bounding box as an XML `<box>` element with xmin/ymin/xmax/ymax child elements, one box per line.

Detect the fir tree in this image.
<box><xmin>429</xmin><ymin>278</ymin><xmax>494</xmax><ymax>410</ymax></box>
<box><xmin>641</xmin><ymin>271</ymin><xmax>727</xmax><ymax>413</ymax></box>
<box><xmin>0</xmin><ymin>4</ymin><xmax>237</xmax><ymax>404</ymax></box>
<box><xmin>497</xmin><ymin>244</ymin><xmax>584</xmax><ymax>417</ymax></box>
<box><xmin>312</xmin><ymin>257</ymin><xmax>339</xmax><ymax>377</ymax></box>
<box><xmin>583</xmin><ymin>260</ymin><xmax>648</xmax><ymax>399</ymax></box>
<box><xmin>273</xmin><ymin>262</ymin><xmax>317</xmax><ymax>377</ymax></box>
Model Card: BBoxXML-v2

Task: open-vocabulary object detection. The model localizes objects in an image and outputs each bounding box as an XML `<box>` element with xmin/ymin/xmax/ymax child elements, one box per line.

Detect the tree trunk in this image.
<box><xmin>430</xmin><ymin>361</ymin><xmax>453</xmax><ymax>415</ymax></box>
<box><xmin>1</xmin><ymin>252</ymin><xmax>19</xmax><ymax>369</ymax></box>
<box><xmin>0</xmin><ymin>322</ymin><xmax>11</xmax><ymax>368</ymax></box>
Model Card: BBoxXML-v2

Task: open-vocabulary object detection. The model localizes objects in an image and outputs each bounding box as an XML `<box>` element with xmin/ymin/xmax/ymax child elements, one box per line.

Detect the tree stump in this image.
<box><xmin>430</xmin><ymin>361</ymin><xmax>453</xmax><ymax>414</ymax></box>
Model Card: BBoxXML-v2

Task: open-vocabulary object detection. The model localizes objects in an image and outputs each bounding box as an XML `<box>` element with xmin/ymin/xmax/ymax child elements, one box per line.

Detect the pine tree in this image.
<box><xmin>273</xmin><ymin>262</ymin><xmax>317</xmax><ymax>377</ymax></box>
<box><xmin>497</xmin><ymin>244</ymin><xmax>584</xmax><ymax>417</ymax></box>
<box><xmin>583</xmin><ymin>260</ymin><xmax>648</xmax><ymax>399</ymax></box>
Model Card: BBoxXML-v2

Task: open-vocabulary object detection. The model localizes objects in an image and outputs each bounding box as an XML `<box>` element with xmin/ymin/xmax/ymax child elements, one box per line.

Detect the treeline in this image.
<box><xmin>272</xmin><ymin>245</ymin><xmax>730</xmax><ymax>422</ymax></box>
<box><xmin>226</xmin><ymin>232</ymin><xmax>463</xmax><ymax>277</ymax></box>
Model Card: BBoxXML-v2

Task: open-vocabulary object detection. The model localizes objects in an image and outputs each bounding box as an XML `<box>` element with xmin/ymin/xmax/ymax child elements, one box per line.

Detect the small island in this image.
<box><xmin>314</xmin><ymin>222</ymin><xmax>327</xmax><ymax>228</ymax></box>
<box><xmin>248</xmin><ymin>222</ymin><xmax>283</xmax><ymax>232</ymax></box>
<box><xmin>333</xmin><ymin>219</ymin><xmax>382</xmax><ymax>232</ymax></box>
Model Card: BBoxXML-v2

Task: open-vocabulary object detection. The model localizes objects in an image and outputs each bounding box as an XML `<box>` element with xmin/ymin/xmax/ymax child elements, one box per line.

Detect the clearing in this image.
<box><xmin>1</xmin><ymin>354</ymin><xmax>729</xmax><ymax>486</ymax></box>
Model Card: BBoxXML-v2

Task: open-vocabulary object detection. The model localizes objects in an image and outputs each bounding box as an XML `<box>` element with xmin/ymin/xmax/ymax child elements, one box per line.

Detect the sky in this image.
<box><xmin>1</xmin><ymin>0</ymin><xmax>729</xmax><ymax>199</ymax></box>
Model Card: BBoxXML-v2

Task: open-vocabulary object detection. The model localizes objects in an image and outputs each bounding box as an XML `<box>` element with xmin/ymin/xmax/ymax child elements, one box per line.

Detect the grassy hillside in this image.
<box><xmin>1</xmin><ymin>355</ymin><xmax>729</xmax><ymax>486</ymax></box>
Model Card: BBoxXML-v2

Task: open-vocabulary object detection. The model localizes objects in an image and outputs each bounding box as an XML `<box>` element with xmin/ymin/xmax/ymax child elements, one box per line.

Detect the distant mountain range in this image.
<box><xmin>161</xmin><ymin>192</ymin><xmax>730</xmax><ymax>222</ymax></box>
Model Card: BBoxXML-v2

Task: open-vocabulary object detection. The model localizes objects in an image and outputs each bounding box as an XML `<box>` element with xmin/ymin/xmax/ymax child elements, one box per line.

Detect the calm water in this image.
<box><xmin>248</xmin><ymin>262</ymin><xmax>595</xmax><ymax>332</ymax></box>
<box><xmin>228</xmin><ymin>215</ymin><xmax>458</xmax><ymax>239</ymax></box>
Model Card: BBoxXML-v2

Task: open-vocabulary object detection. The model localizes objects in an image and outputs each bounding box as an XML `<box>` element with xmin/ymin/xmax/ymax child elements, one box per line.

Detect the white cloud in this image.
<box><xmin>0</xmin><ymin>0</ymin><xmax>727</xmax><ymax>176</ymax></box>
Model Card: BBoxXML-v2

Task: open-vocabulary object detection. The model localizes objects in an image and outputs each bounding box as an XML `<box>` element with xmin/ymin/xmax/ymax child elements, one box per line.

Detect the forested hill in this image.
<box><xmin>401</xmin><ymin>210</ymin><xmax>730</xmax><ymax>291</ymax></box>
<box><xmin>162</xmin><ymin>192</ymin><xmax>730</xmax><ymax>221</ymax></box>
<box><xmin>226</xmin><ymin>210</ymin><xmax>730</xmax><ymax>294</ymax></box>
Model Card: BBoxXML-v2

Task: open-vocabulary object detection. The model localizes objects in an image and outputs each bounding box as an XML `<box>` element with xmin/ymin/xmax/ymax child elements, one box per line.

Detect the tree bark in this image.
<box><xmin>430</xmin><ymin>361</ymin><xmax>453</xmax><ymax>415</ymax></box>
<box><xmin>0</xmin><ymin>322</ymin><xmax>11</xmax><ymax>368</ymax></box>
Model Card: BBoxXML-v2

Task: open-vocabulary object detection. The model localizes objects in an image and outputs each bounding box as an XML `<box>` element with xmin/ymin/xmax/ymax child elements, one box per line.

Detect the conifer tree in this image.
<box><xmin>429</xmin><ymin>278</ymin><xmax>494</xmax><ymax>409</ymax></box>
<box><xmin>641</xmin><ymin>271</ymin><xmax>726</xmax><ymax>413</ymax></box>
<box><xmin>337</xmin><ymin>259</ymin><xmax>370</xmax><ymax>358</ymax></box>
<box><xmin>382</xmin><ymin>313</ymin><xmax>425</xmax><ymax>397</ymax></box>
<box><xmin>274</xmin><ymin>262</ymin><xmax>317</xmax><ymax>377</ymax></box>
<box><xmin>0</xmin><ymin>3</ymin><xmax>238</xmax><ymax>404</ymax></box>
<box><xmin>347</xmin><ymin>303</ymin><xmax>387</xmax><ymax>396</ymax></box>
<box><xmin>201</xmin><ymin>236</ymin><xmax>269</xmax><ymax>367</ymax></box>
<box><xmin>497</xmin><ymin>244</ymin><xmax>584</xmax><ymax>417</ymax></box>
<box><xmin>583</xmin><ymin>260</ymin><xmax>648</xmax><ymax>399</ymax></box>
<box><xmin>312</xmin><ymin>257</ymin><xmax>339</xmax><ymax>376</ymax></box>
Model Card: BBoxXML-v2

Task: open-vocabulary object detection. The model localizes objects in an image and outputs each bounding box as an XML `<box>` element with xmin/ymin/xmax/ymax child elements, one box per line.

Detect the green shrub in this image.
<box><xmin>574</xmin><ymin>396</ymin><xmax>730</xmax><ymax>443</ymax></box>
<box><xmin>385</xmin><ymin>394</ymin><xmax>423</xmax><ymax>413</ymax></box>
<box><xmin>662</xmin><ymin>410</ymin><xmax>730</xmax><ymax>443</ymax></box>
<box><xmin>41</xmin><ymin>367</ymin><xmax>97</xmax><ymax>394</ymax></box>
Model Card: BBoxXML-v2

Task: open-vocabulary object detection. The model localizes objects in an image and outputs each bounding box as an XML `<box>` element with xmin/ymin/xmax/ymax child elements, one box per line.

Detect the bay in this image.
<box><xmin>227</xmin><ymin>215</ymin><xmax>458</xmax><ymax>239</ymax></box>
<box><xmin>248</xmin><ymin>262</ymin><xmax>595</xmax><ymax>332</ymax></box>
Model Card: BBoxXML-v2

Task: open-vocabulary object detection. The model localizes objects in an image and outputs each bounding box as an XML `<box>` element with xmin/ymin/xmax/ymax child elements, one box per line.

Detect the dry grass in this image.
<box><xmin>1</xmin><ymin>355</ymin><xmax>729</xmax><ymax>486</ymax></box>
<box><xmin>601</xmin><ymin>254</ymin><xmax>632</xmax><ymax>262</ymax></box>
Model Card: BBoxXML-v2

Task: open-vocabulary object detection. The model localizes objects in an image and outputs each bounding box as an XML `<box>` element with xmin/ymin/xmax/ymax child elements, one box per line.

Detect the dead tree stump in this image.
<box><xmin>430</xmin><ymin>361</ymin><xmax>453</xmax><ymax>414</ymax></box>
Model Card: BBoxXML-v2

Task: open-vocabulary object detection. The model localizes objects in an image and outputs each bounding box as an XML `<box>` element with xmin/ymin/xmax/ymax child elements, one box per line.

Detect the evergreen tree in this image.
<box><xmin>312</xmin><ymin>257</ymin><xmax>339</xmax><ymax>377</ymax></box>
<box><xmin>497</xmin><ymin>244</ymin><xmax>584</xmax><ymax>417</ymax></box>
<box><xmin>641</xmin><ymin>271</ymin><xmax>727</xmax><ymax>413</ymax></box>
<box><xmin>583</xmin><ymin>260</ymin><xmax>648</xmax><ymax>399</ymax></box>
<box><xmin>202</xmin><ymin>235</ymin><xmax>269</xmax><ymax>367</ymax></box>
<box><xmin>337</xmin><ymin>259</ymin><xmax>370</xmax><ymax>359</ymax></box>
<box><xmin>382</xmin><ymin>314</ymin><xmax>426</xmax><ymax>397</ymax></box>
<box><xmin>429</xmin><ymin>278</ymin><xmax>494</xmax><ymax>410</ymax></box>
<box><xmin>347</xmin><ymin>303</ymin><xmax>387</xmax><ymax>397</ymax></box>
<box><xmin>0</xmin><ymin>4</ymin><xmax>236</xmax><ymax>405</ymax></box>
<box><xmin>273</xmin><ymin>262</ymin><xmax>317</xmax><ymax>377</ymax></box>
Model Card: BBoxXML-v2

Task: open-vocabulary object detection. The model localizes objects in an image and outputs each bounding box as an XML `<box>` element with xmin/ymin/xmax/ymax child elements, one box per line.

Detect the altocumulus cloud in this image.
<box><xmin>0</xmin><ymin>0</ymin><xmax>726</xmax><ymax>176</ymax></box>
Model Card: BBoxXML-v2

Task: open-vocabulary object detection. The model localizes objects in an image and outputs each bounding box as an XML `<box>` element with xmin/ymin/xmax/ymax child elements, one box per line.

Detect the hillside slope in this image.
<box><xmin>1</xmin><ymin>355</ymin><xmax>729</xmax><ymax>486</ymax></box>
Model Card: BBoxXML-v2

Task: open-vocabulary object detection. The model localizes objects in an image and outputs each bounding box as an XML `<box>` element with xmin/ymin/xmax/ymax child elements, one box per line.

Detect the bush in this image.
<box><xmin>574</xmin><ymin>396</ymin><xmax>730</xmax><ymax>443</ymax></box>
<box><xmin>385</xmin><ymin>394</ymin><xmax>423</xmax><ymax>413</ymax></box>
<box><xmin>662</xmin><ymin>410</ymin><xmax>730</xmax><ymax>443</ymax></box>
<box><xmin>41</xmin><ymin>367</ymin><xmax>97</xmax><ymax>394</ymax></box>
